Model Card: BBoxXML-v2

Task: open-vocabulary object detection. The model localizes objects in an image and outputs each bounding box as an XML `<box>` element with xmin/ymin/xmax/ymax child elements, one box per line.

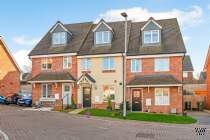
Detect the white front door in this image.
<box><xmin>62</xmin><ymin>83</ymin><xmax>72</xmax><ymax>105</ymax></box>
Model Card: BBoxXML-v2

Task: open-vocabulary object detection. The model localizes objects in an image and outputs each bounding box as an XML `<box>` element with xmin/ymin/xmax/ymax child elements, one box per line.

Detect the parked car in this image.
<box><xmin>0</xmin><ymin>95</ymin><xmax>6</xmax><ymax>104</ymax></box>
<box><xmin>17</xmin><ymin>95</ymin><xmax>32</xmax><ymax>106</ymax></box>
<box><xmin>5</xmin><ymin>93</ymin><xmax>21</xmax><ymax>104</ymax></box>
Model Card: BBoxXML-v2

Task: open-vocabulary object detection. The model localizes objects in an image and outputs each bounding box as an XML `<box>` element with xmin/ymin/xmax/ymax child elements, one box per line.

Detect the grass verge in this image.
<box><xmin>79</xmin><ymin>109</ymin><xmax>197</xmax><ymax>124</ymax></box>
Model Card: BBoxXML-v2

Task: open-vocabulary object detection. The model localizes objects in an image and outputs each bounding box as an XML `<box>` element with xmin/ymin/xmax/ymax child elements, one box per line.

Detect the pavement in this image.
<box><xmin>0</xmin><ymin>105</ymin><xmax>210</xmax><ymax>140</ymax></box>
<box><xmin>188</xmin><ymin>111</ymin><xmax>210</xmax><ymax>125</ymax></box>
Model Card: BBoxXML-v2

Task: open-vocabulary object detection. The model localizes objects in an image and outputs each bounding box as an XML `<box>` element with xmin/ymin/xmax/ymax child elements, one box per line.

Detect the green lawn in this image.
<box><xmin>79</xmin><ymin>109</ymin><xmax>197</xmax><ymax>124</ymax></box>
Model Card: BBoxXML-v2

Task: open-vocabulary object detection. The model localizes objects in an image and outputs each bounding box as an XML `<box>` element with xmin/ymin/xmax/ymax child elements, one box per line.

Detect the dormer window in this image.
<box><xmin>52</xmin><ymin>32</ymin><xmax>67</xmax><ymax>45</ymax></box>
<box><xmin>143</xmin><ymin>30</ymin><xmax>160</xmax><ymax>44</ymax></box>
<box><xmin>95</xmin><ymin>31</ymin><xmax>111</xmax><ymax>44</ymax></box>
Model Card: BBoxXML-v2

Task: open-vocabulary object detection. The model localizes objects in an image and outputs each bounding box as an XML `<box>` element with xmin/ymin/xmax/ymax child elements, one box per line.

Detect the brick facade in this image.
<box><xmin>126</xmin><ymin>56</ymin><xmax>183</xmax><ymax>113</ymax></box>
<box><xmin>31</xmin><ymin>56</ymin><xmax>78</xmax><ymax>107</ymax></box>
<box><xmin>206</xmin><ymin>56</ymin><xmax>210</xmax><ymax>109</ymax></box>
<box><xmin>0</xmin><ymin>39</ymin><xmax>20</xmax><ymax>97</ymax></box>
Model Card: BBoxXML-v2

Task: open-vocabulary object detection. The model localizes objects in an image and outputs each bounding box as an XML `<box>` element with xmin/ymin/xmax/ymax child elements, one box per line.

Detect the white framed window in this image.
<box><xmin>82</xmin><ymin>58</ymin><xmax>91</xmax><ymax>70</ymax></box>
<box><xmin>183</xmin><ymin>72</ymin><xmax>188</xmax><ymax>78</ymax></box>
<box><xmin>63</xmin><ymin>56</ymin><xmax>72</xmax><ymax>69</ymax></box>
<box><xmin>103</xmin><ymin>85</ymin><xmax>115</xmax><ymax>101</ymax></box>
<box><xmin>155</xmin><ymin>58</ymin><xmax>169</xmax><ymax>71</ymax></box>
<box><xmin>143</xmin><ymin>30</ymin><xmax>160</xmax><ymax>44</ymax></box>
<box><xmin>95</xmin><ymin>31</ymin><xmax>111</xmax><ymax>44</ymax></box>
<box><xmin>41</xmin><ymin>58</ymin><xmax>52</xmax><ymax>70</ymax></box>
<box><xmin>103</xmin><ymin>57</ymin><xmax>115</xmax><ymax>70</ymax></box>
<box><xmin>42</xmin><ymin>84</ymin><xmax>53</xmax><ymax>98</ymax></box>
<box><xmin>131</xmin><ymin>59</ymin><xmax>142</xmax><ymax>72</ymax></box>
<box><xmin>52</xmin><ymin>32</ymin><xmax>67</xmax><ymax>45</ymax></box>
<box><xmin>155</xmin><ymin>88</ymin><xmax>170</xmax><ymax>105</ymax></box>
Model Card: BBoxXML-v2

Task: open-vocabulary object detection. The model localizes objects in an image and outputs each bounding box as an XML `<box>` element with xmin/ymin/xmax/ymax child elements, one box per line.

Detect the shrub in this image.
<box><xmin>106</xmin><ymin>96</ymin><xmax>113</xmax><ymax>111</ymax></box>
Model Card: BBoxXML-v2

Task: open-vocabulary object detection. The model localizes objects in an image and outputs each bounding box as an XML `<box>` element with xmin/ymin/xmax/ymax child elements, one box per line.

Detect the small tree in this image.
<box><xmin>70</xmin><ymin>96</ymin><xmax>77</xmax><ymax>109</ymax></box>
<box><xmin>106</xmin><ymin>96</ymin><xmax>113</xmax><ymax>111</ymax></box>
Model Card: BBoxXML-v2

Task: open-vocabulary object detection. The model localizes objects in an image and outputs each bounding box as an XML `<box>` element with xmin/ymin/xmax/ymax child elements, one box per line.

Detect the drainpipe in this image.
<box><xmin>182</xmin><ymin>53</ymin><xmax>186</xmax><ymax>114</ymax></box>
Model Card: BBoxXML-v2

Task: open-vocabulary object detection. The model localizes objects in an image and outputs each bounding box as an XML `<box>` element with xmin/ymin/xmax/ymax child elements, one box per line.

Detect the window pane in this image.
<box><xmin>155</xmin><ymin>58</ymin><xmax>169</xmax><ymax>71</ymax></box>
<box><xmin>103</xmin><ymin>58</ymin><xmax>108</xmax><ymax>70</ymax></box>
<box><xmin>47</xmin><ymin>85</ymin><xmax>52</xmax><ymax>98</ymax></box>
<box><xmin>42</xmin><ymin>85</ymin><xmax>47</xmax><ymax>98</ymax></box>
<box><xmin>52</xmin><ymin>32</ymin><xmax>66</xmax><ymax>45</ymax></box>
<box><xmin>144</xmin><ymin>31</ymin><xmax>151</xmax><ymax>43</ymax></box>
<box><xmin>96</xmin><ymin>32</ymin><xmax>102</xmax><ymax>44</ymax></box>
<box><xmin>152</xmin><ymin>31</ymin><xmax>159</xmax><ymax>43</ymax></box>
<box><xmin>110</xmin><ymin>58</ymin><xmax>114</xmax><ymax>69</ymax></box>
<box><xmin>103</xmin><ymin>32</ymin><xmax>109</xmax><ymax>43</ymax></box>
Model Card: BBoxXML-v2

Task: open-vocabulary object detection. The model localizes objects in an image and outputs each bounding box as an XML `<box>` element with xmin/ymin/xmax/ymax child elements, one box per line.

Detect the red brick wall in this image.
<box><xmin>126</xmin><ymin>87</ymin><xmax>182</xmax><ymax>113</ymax></box>
<box><xmin>31</xmin><ymin>55</ymin><xmax>78</xmax><ymax>106</ymax></box>
<box><xmin>32</xmin><ymin>83</ymin><xmax>77</xmax><ymax>106</ymax></box>
<box><xmin>206</xmin><ymin>57</ymin><xmax>210</xmax><ymax>109</ymax></box>
<box><xmin>126</xmin><ymin>56</ymin><xmax>183</xmax><ymax>83</ymax></box>
<box><xmin>0</xmin><ymin>71</ymin><xmax>20</xmax><ymax>96</ymax></box>
<box><xmin>32</xmin><ymin>56</ymin><xmax>77</xmax><ymax>78</ymax></box>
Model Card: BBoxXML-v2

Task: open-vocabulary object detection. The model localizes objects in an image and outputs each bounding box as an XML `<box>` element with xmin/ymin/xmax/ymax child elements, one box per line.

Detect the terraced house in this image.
<box><xmin>29</xmin><ymin>17</ymin><xmax>186</xmax><ymax>113</ymax></box>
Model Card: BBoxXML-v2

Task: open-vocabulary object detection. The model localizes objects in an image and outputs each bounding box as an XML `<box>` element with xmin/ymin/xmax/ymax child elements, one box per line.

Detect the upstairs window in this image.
<box><xmin>131</xmin><ymin>59</ymin><xmax>142</xmax><ymax>72</ymax></box>
<box><xmin>155</xmin><ymin>58</ymin><xmax>169</xmax><ymax>72</ymax></box>
<box><xmin>103</xmin><ymin>57</ymin><xmax>115</xmax><ymax>70</ymax></box>
<box><xmin>95</xmin><ymin>31</ymin><xmax>111</xmax><ymax>44</ymax></box>
<box><xmin>41</xmin><ymin>58</ymin><xmax>52</xmax><ymax>70</ymax></box>
<box><xmin>143</xmin><ymin>30</ymin><xmax>160</xmax><ymax>44</ymax></box>
<box><xmin>183</xmin><ymin>72</ymin><xmax>188</xmax><ymax>78</ymax></box>
<box><xmin>82</xmin><ymin>58</ymin><xmax>91</xmax><ymax>71</ymax></box>
<box><xmin>52</xmin><ymin>32</ymin><xmax>67</xmax><ymax>45</ymax></box>
<box><xmin>63</xmin><ymin>56</ymin><xmax>72</xmax><ymax>69</ymax></box>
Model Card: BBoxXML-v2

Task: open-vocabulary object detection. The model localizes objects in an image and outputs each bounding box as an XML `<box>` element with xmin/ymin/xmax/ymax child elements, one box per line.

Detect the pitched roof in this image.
<box><xmin>127</xmin><ymin>74</ymin><xmax>182</xmax><ymax>86</ymax></box>
<box><xmin>28</xmin><ymin>22</ymin><xmax>93</xmax><ymax>56</ymax></box>
<box><xmin>28</xmin><ymin>72</ymin><xmax>76</xmax><ymax>82</ymax></box>
<box><xmin>183</xmin><ymin>55</ymin><xmax>194</xmax><ymax>71</ymax></box>
<box><xmin>199</xmin><ymin>71</ymin><xmax>206</xmax><ymax>82</ymax></box>
<box><xmin>78</xmin><ymin>21</ymin><xmax>132</xmax><ymax>55</ymax></box>
<box><xmin>21</xmin><ymin>73</ymin><xmax>32</xmax><ymax>82</ymax></box>
<box><xmin>77</xmin><ymin>73</ymin><xmax>96</xmax><ymax>84</ymax></box>
<box><xmin>29</xmin><ymin>18</ymin><xmax>186</xmax><ymax>56</ymax></box>
<box><xmin>0</xmin><ymin>37</ymin><xmax>21</xmax><ymax>72</ymax></box>
<box><xmin>127</xmin><ymin>18</ymin><xmax>186</xmax><ymax>55</ymax></box>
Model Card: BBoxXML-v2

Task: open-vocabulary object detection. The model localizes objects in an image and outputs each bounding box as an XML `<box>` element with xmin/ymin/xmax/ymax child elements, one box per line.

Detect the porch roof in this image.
<box><xmin>28</xmin><ymin>72</ymin><xmax>76</xmax><ymax>83</ymax></box>
<box><xmin>127</xmin><ymin>74</ymin><xmax>182</xmax><ymax>87</ymax></box>
<box><xmin>77</xmin><ymin>73</ymin><xmax>96</xmax><ymax>84</ymax></box>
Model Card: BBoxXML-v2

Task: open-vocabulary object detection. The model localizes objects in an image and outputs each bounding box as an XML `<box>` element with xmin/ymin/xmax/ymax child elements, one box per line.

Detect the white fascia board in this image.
<box><xmin>127</xmin><ymin>84</ymin><xmax>182</xmax><ymax>88</ymax></box>
<box><xmin>77</xmin><ymin>53</ymin><xmax>123</xmax><ymax>58</ymax></box>
<box><xmin>126</xmin><ymin>53</ymin><xmax>184</xmax><ymax>59</ymax></box>
<box><xmin>29</xmin><ymin>53</ymin><xmax>77</xmax><ymax>59</ymax></box>
<box><xmin>28</xmin><ymin>80</ymin><xmax>75</xmax><ymax>83</ymax></box>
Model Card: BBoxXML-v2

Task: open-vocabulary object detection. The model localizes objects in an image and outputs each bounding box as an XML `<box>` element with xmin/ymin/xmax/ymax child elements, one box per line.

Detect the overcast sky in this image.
<box><xmin>0</xmin><ymin>0</ymin><xmax>210</xmax><ymax>76</ymax></box>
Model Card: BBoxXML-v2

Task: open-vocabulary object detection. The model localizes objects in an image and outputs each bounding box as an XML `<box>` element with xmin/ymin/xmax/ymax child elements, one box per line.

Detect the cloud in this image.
<box><xmin>13</xmin><ymin>50</ymin><xmax>31</xmax><ymax>72</ymax></box>
<box><xmin>96</xmin><ymin>6</ymin><xmax>203</xmax><ymax>28</ymax></box>
<box><xmin>13</xmin><ymin>36</ymin><xmax>40</xmax><ymax>46</ymax></box>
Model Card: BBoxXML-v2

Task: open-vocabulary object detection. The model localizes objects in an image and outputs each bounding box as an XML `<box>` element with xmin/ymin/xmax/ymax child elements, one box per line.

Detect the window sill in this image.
<box><xmin>40</xmin><ymin>98</ymin><xmax>56</xmax><ymax>102</ymax></box>
<box><xmin>155</xmin><ymin>104</ymin><xmax>170</xmax><ymax>106</ymax></box>
<box><xmin>82</xmin><ymin>70</ymin><xmax>91</xmax><ymax>73</ymax></box>
<box><xmin>102</xmin><ymin>70</ymin><xmax>116</xmax><ymax>73</ymax></box>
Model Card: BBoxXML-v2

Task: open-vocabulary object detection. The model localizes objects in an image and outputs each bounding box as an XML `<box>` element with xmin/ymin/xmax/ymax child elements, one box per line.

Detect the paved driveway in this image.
<box><xmin>188</xmin><ymin>111</ymin><xmax>210</xmax><ymax>125</ymax></box>
<box><xmin>0</xmin><ymin>105</ymin><xmax>210</xmax><ymax>140</ymax></box>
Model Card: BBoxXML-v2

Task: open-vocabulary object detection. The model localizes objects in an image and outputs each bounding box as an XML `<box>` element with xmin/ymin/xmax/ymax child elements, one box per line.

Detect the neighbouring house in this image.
<box><xmin>183</xmin><ymin>55</ymin><xmax>207</xmax><ymax>110</ymax></box>
<box><xmin>204</xmin><ymin>46</ymin><xmax>210</xmax><ymax>109</ymax></box>
<box><xmin>20</xmin><ymin>73</ymin><xmax>32</xmax><ymax>95</ymax></box>
<box><xmin>29</xmin><ymin>17</ymin><xmax>187</xmax><ymax>113</ymax></box>
<box><xmin>126</xmin><ymin>18</ymin><xmax>185</xmax><ymax>113</ymax></box>
<box><xmin>28</xmin><ymin>21</ymin><xmax>92</xmax><ymax>108</ymax></box>
<box><xmin>0</xmin><ymin>36</ymin><xmax>21</xmax><ymax>96</ymax></box>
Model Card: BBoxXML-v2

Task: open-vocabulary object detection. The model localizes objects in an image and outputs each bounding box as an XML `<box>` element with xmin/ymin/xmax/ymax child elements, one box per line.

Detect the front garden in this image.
<box><xmin>79</xmin><ymin>109</ymin><xmax>197</xmax><ymax>124</ymax></box>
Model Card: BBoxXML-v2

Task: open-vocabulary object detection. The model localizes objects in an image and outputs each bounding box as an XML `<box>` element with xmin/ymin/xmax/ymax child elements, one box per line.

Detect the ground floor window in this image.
<box><xmin>155</xmin><ymin>88</ymin><xmax>170</xmax><ymax>105</ymax></box>
<box><xmin>42</xmin><ymin>84</ymin><xmax>53</xmax><ymax>98</ymax></box>
<box><xmin>103</xmin><ymin>85</ymin><xmax>115</xmax><ymax>101</ymax></box>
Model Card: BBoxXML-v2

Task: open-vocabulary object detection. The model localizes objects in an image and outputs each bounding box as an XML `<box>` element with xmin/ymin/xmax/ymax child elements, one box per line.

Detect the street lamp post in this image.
<box><xmin>121</xmin><ymin>12</ymin><xmax>128</xmax><ymax>118</ymax></box>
